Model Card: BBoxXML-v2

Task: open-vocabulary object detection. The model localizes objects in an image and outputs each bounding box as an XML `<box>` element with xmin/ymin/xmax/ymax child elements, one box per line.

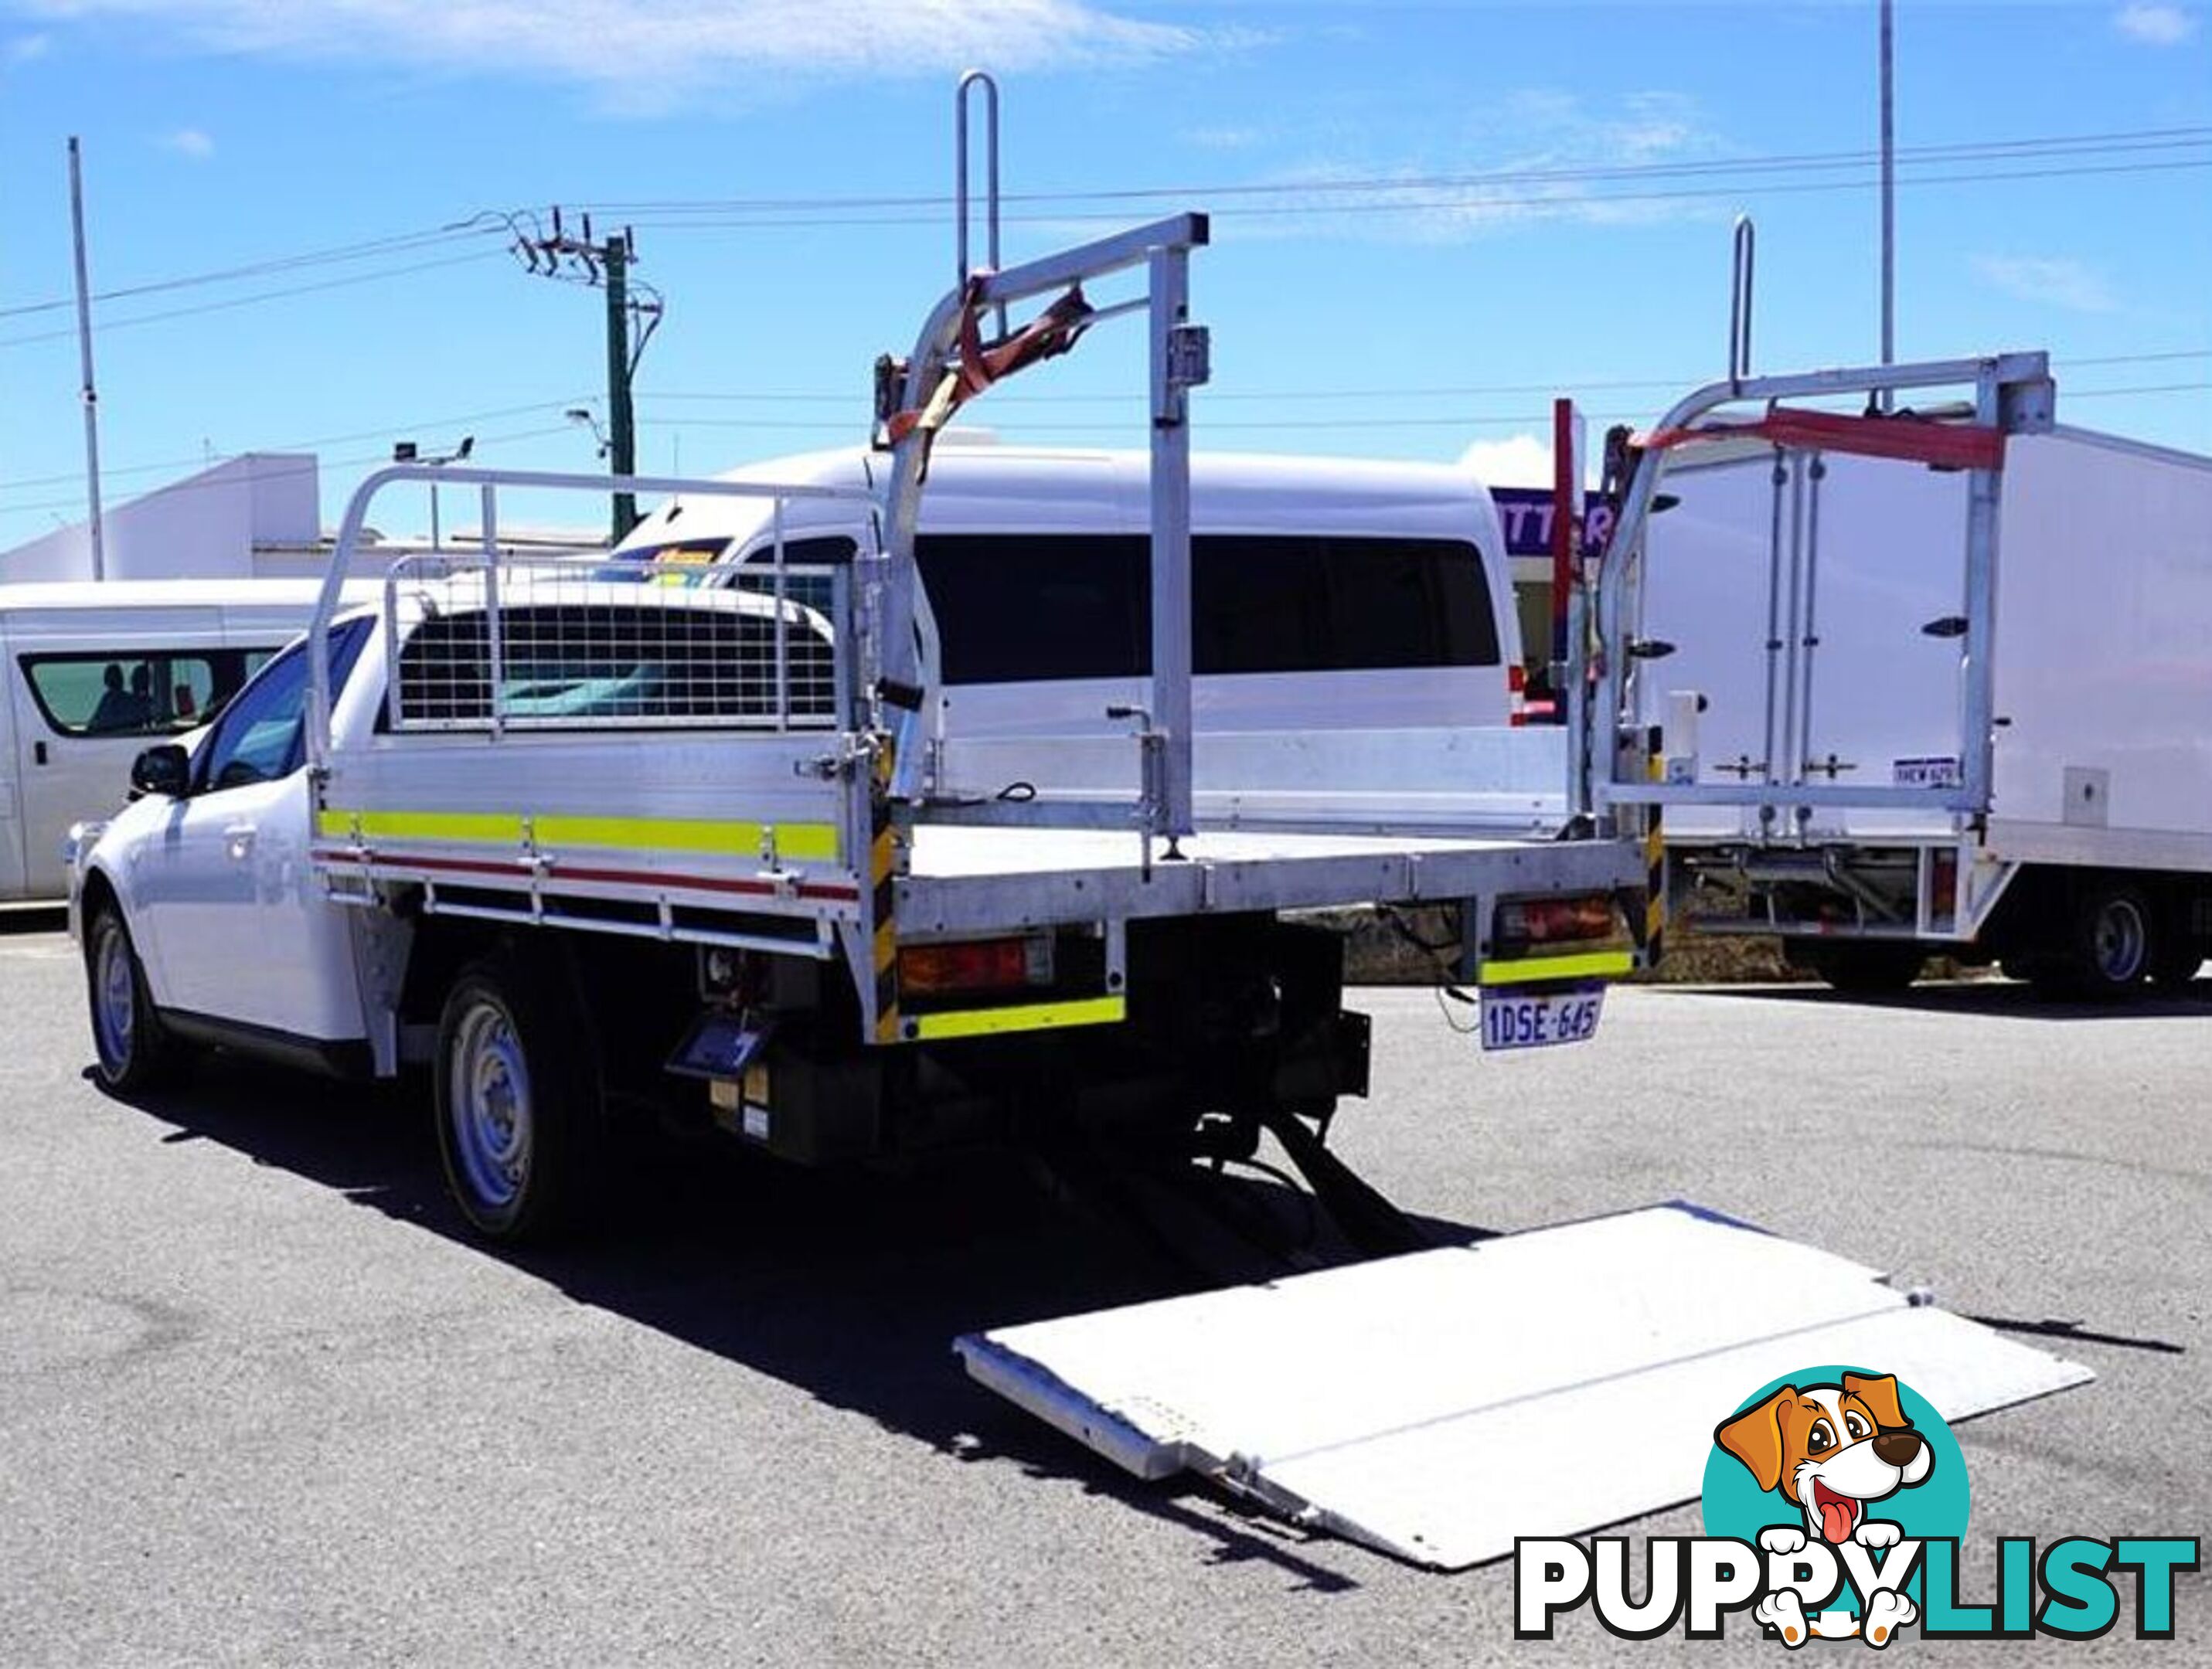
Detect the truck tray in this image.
<box><xmin>955</xmin><ymin>1203</ymin><xmax>2091</xmax><ymax>1569</ymax></box>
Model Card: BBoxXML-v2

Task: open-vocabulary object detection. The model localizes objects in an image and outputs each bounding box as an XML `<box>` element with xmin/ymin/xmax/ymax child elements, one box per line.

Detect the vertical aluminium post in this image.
<box><xmin>1958</xmin><ymin>366</ymin><xmax>2006</xmax><ymax>816</ymax></box>
<box><xmin>1149</xmin><ymin>244</ymin><xmax>1196</xmax><ymax>844</ymax></box>
<box><xmin>66</xmin><ymin>137</ymin><xmax>106</xmax><ymax>582</ymax></box>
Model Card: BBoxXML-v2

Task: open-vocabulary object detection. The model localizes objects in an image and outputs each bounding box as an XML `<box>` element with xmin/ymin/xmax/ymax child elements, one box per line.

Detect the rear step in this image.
<box><xmin>955</xmin><ymin>1202</ymin><xmax>2091</xmax><ymax>1569</ymax></box>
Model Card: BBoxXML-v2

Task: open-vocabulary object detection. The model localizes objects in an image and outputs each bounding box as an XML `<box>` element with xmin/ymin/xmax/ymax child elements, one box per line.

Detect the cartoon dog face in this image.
<box><xmin>1715</xmin><ymin>1372</ymin><xmax>1934</xmax><ymax>1544</ymax></box>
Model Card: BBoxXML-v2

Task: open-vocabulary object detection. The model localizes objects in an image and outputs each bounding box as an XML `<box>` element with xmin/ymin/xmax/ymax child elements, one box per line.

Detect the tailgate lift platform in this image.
<box><xmin>956</xmin><ymin>1204</ymin><xmax>2091</xmax><ymax>1569</ymax></box>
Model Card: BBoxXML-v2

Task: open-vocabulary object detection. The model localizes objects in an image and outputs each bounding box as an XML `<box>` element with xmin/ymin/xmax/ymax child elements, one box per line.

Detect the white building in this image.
<box><xmin>2</xmin><ymin>453</ymin><xmax>604</xmax><ymax>583</ymax></box>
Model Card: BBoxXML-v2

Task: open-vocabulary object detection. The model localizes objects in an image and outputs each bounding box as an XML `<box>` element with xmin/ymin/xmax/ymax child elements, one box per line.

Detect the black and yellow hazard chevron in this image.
<box><xmin>869</xmin><ymin>743</ymin><xmax>902</xmax><ymax>1045</ymax></box>
<box><xmin>1643</xmin><ymin>745</ymin><xmax>1667</xmax><ymax>968</ymax></box>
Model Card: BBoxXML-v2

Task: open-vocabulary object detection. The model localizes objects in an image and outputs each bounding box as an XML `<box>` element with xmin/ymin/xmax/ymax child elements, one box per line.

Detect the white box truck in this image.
<box><xmin>1601</xmin><ymin>365</ymin><xmax>2212</xmax><ymax>996</ymax></box>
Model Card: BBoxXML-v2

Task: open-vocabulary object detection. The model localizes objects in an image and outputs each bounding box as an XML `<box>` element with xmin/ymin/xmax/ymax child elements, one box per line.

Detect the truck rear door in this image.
<box><xmin>1641</xmin><ymin>448</ymin><xmax>1970</xmax><ymax>843</ymax></box>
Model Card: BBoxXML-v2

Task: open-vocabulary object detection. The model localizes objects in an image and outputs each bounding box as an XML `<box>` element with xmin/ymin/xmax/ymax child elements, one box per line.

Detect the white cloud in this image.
<box><xmin>1974</xmin><ymin>254</ymin><xmax>2118</xmax><ymax>314</ymax></box>
<box><xmin>19</xmin><ymin>1</ymin><xmax>1202</xmax><ymax>108</ymax></box>
<box><xmin>2115</xmin><ymin>3</ymin><xmax>2197</xmax><ymax>44</ymax></box>
<box><xmin>161</xmin><ymin>127</ymin><xmax>215</xmax><ymax>158</ymax></box>
<box><xmin>1458</xmin><ymin>433</ymin><xmax>1555</xmax><ymax>488</ymax></box>
<box><xmin>1217</xmin><ymin>90</ymin><xmax>1724</xmax><ymax>246</ymax></box>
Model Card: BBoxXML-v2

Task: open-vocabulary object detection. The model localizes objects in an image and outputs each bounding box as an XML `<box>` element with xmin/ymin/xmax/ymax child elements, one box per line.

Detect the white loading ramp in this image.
<box><xmin>955</xmin><ymin>1204</ymin><xmax>2092</xmax><ymax>1569</ymax></box>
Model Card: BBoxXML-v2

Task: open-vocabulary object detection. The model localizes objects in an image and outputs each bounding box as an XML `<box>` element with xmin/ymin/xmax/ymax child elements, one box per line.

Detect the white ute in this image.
<box><xmin>64</xmin><ymin>147</ymin><xmax>2094</xmax><ymax>1565</ymax></box>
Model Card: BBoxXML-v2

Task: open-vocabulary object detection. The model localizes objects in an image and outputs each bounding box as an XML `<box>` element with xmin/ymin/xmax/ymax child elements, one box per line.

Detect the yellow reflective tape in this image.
<box><xmin>1476</xmin><ymin>950</ymin><xmax>1635</xmax><ymax>986</ymax></box>
<box><xmin>315</xmin><ymin>808</ymin><xmax>839</xmax><ymax>863</ymax></box>
<box><xmin>905</xmin><ymin>994</ymin><xmax>1127</xmax><ymax>1043</ymax></box>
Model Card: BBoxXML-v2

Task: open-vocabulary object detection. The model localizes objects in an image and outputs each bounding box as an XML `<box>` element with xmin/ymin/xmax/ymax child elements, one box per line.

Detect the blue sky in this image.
<box><xmin>1</xmin><ymin>0</ymin><xmax>2206</xmax><ymax>549</ymax></box>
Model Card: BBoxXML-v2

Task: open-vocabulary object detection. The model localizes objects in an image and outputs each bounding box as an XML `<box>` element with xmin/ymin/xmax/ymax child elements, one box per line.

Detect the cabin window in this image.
<box><xmin>914</xmin><ymin>532</ymin><xmax>1500</xmax><ymax>684</ymax></box>
<box><xmin>17</xmin><ymin>647</ymin><xmax>278</xmax><ymax>739</ymax></box>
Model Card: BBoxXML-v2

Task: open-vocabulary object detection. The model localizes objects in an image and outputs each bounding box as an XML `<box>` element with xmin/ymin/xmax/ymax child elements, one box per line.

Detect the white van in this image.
<box><xmin>609</xmin><ymin>444</ymin><xmax>1533</xmax><ymax>830</ymax></box>
<box><xmin>0</xmin><ymin>581</ymin><xmax>345</xmax><ymax>901</ymax></box>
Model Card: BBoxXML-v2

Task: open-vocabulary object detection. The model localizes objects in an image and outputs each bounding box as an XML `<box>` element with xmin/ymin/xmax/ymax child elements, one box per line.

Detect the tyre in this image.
<box><xmin>433</xmin><ymin>951</ymin><xmax>597</xmax><ymax>1243</ymax></box>
<box><xmin>2044</xmin><ymin>882</ymin><xmax>2155</xmax><ymax>1001</ymax></box>
<box><xmin>83</xmin><ymin>905</ymin><xmax>188</xmax><ymax>1093</ymax></box>
<box><xmin>1799</xmin><ymin>942</ymin><xmax>1924</xmax><ymax>995</ymax></box>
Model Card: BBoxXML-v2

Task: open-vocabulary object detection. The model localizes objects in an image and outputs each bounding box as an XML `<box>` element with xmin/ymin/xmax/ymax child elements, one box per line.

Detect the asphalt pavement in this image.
<box><xmin>2</xmin><ymin>915</ymin><xmax>2204</xmax><ymax>1666</ymax></box>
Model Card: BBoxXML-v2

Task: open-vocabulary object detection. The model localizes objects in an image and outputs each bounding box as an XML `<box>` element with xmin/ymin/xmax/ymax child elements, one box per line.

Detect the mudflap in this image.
<box><xmin>953</xmin><ymin>1202</ymin><xmax>2092</xmax><ymax>1569</ymax></box>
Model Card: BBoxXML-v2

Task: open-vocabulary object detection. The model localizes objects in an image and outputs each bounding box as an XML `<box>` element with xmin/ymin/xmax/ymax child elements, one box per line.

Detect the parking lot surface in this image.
<box><xmin>2</xmin><ymin>917</ymin><xmax>2205</xmax><ymax>1665</ymax></box>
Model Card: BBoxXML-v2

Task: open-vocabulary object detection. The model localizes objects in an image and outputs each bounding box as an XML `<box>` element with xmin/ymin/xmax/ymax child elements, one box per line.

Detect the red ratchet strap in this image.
<box><xmin>1639</xmin><ymin>406</ymin><xmax>2007</xmax><ymax>472</ymax></box>
<box><xmin>886</xmin><ymin>279</ymin><xmax>1095</xmax><ymax>445</ymax></box>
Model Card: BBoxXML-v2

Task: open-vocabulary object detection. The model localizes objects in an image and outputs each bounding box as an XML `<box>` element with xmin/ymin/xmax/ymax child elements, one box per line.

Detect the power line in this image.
<box><xmin>614</xmin><ymin>154</ymin><xmax>2212</xmax><ymax>235</ymax></box>
<box><xmin>2</xmin><ymin>124</ymin><xmax>2204</xmax><ymax>333</ymax></box>
<box><xmin>580</xmin><ymin>125</ymin><xmax>2212</xmax><ymax>216</ymax></box>
<box><xmin>631</xmin><ymin>379</ymin><xmax>2210</xmax><ymax>436</ymax></box>
<box><xmin>0</xmin><ymin>396</ymin><xmax>594</xmax><ymax>495</ymax></box>
<box><xmin>0</xmin><ymin>423</ymin><xmax>580</xmax><ymax>525</ymax></box>
<box><xmin>640</xmin><ymin>351</ymin><xmax>2212</xmax><ymax>408</ymax></box>
<box><xmin>0</xmin><ymin>219</ymin><xmax>506</xmax><ymax>321</ymax></box>
<box><xmin>0</xmin><ymin>250</ymin><xmax>509</xmax><ymax>351</ymax></box>
<box><xmin>12</xmin><ymin>360</ymin><xmax>2201</xmax><ymax>508</ymax></box>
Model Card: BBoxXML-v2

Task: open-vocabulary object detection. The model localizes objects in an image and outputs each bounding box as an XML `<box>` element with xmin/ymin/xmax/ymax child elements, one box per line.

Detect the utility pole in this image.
<box><xmin>510</xmin><ymin>209</ymin><xmax>662</xmax><ymax>545</ymax></box>
<box><xmin>67</xmin><ymin>137</ymin><xmax>107</xmax><ymax>580</ymax></box>
<box><xmin>1878</xmin><ymin>0</ymin><xmax>1896</xmax><ymax>412</ymax></box>
<box><xmin>603</xmin><ymin>233</ymin><xmax>638</xmax><ymax>539</ymax></box>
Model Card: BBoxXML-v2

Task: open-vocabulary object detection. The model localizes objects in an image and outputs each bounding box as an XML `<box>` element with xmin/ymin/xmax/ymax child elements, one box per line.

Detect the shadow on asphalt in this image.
<box><xmin>97</xmin><ymin>1052</ymin><xmax>1490</xmax><ymax>1591</ymax></box>
<box><xmin>1662</xmin><ymin>974</ymin><xmax>2212</xmax><ymax>1022</ymax></box>
<box><xmin>0</xmin><ymin>905</ymin><xmax>69</xmax><ymax>936</ymax></box>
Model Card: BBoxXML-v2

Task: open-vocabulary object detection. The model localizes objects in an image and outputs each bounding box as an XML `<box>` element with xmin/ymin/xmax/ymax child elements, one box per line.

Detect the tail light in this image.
<box><xmin>1493</xmin><ymin>893</ymin><xmax>1618</xmax><ymax>953</ymax></box>
<box><xmin>1508</xmin><ymin>662</ymin><xmax>1527</xmax><ymax>727</ymax></box>
<box><xmin>1931</xmin><ymin>848</ymin><xmax>1959</xmax><ymax>919</ymax></box>
<box><xmin>898</xmin><ymin>934</ymin><xmax>1053</xmax><ymax>998</ymax></box>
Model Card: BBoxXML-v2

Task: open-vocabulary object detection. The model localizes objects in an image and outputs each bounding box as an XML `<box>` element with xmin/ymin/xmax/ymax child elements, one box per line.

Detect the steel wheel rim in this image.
<box><xmin>2092</xmin><ymin>898</ymin><xmax>2147</xmax><ymax>983</ymax></box>
<box><xmin>449</xmin><ymin>1001</ymin><xmax>530</xmax><ymax>1212</ymax></box>
<box><xmin>93</xmin><ymin>926</ymin><xmax>135</xmax><ymax>1071</ymax></box>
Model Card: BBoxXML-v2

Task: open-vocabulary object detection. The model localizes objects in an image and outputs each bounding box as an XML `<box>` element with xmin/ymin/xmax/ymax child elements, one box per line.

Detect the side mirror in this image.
<box><xmin>129</xmin><ymin>743</ymin><xmax>191</xmax><ymax>800</ymax></box>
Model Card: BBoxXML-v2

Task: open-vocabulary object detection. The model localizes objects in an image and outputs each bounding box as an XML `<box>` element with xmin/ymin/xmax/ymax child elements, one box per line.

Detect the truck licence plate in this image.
<box><xmin>1478</xmin><ymin>983</ymin><xmax>1605</xmax><ymax>1052</ymax></box>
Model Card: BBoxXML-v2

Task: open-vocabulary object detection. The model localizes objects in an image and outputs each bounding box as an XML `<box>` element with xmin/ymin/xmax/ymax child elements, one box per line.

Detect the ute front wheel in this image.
<box><xmin>84</xmin><ymin>906</ymin><xmax>187</xmax><ymax>1094</ymax></box>
<box><xmin>434</xmin><ymin>953</ymin><xmax>595</xmax><ymax>1243</ymax></box>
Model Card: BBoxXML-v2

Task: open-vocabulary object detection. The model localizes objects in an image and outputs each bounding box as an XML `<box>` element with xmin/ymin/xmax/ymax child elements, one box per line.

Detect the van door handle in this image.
<box><xmin>223</xmin><ymin>821</ymin><xmax>257</xmax><ymax>860</ymax></box>
<box><xmin>33</xmin><ymin>742</ymin><xmax>47</xmax><ymax>767</ymax></box>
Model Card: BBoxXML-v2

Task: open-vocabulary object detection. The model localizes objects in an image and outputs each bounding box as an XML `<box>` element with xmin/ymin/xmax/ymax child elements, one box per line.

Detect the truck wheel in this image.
<box><xmin>1800</xmin><ymin>943</ymin><xmax>1924</xmax><ymax>995</ymax></box>
<box><xmin>84</xmin><ymin>906</ymin><xmax>188</xmax><ymax>1093</ymax></box>
<box><xmin>434</xmin><ymin>953</ymin><xmax>595</xmax><ymax>1243</ymax></box>
<box><xmin>2046</xmin><ymin>882</ymin><xmax>2154</xmax><ymax>1000</ymax></box>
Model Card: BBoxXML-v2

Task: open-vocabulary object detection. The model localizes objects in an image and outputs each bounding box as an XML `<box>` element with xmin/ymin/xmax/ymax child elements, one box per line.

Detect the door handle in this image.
<box><xmin>33</xmin><ymin>741</ymin><xmax>47</xmax><ymax>766</ymax></box>
<box><xmin>223</xmin><ymin>822</ymin><xmax>257</xmax><ymax>860</ymax></box>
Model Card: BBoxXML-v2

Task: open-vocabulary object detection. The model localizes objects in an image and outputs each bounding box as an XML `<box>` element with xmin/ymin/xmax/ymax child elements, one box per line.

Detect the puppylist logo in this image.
<box><xmin>1515</xmin><ymin>1365</ymin><xmax>2197</xmax><ymax>1647</ymax></box>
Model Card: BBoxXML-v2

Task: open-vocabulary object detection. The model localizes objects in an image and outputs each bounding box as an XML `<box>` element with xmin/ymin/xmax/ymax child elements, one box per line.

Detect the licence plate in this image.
<box><xmin>1479</xmin><ymin>983</ymin><xmax>1605</xmax><ymax>1052</ymax></box>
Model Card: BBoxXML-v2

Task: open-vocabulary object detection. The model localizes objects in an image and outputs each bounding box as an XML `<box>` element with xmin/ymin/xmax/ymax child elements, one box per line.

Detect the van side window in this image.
<box><xmin>17</xmin><ymin>648</ymin><xmax>277</xmax><ymax>738</ymax></box>
<box><xmin>915</xmin><ymin>533</ymin><xmax>1500</xmax><ymax>683</ymax></box>
<box><xmin>196</xmin><ymin>620</ymin><xmax>371</xmax><ymax>791</ymax></box>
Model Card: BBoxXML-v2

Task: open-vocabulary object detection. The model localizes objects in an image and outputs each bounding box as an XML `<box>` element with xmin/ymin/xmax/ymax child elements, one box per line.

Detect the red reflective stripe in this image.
<box><xmin>311</xmin><ymin>848</ymin><xmax>861</xmax><ymax>904</ymax></box>
<box><xmin>1641</xmin><ymin>406</ymin><xmax>2006</xmax><ymax>471</ymax></box>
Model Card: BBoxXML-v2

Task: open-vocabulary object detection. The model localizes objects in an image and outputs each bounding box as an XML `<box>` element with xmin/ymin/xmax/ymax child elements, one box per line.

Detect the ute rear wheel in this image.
<box><xmin>434</xmin><ymin>952</ymin><xmax>596</xmax><ymax>1243</ymax></box>
<box><xmin>84</xmin><ymin>906</ymin><xmax>188</xmax><ymax>1093</ymax></box>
